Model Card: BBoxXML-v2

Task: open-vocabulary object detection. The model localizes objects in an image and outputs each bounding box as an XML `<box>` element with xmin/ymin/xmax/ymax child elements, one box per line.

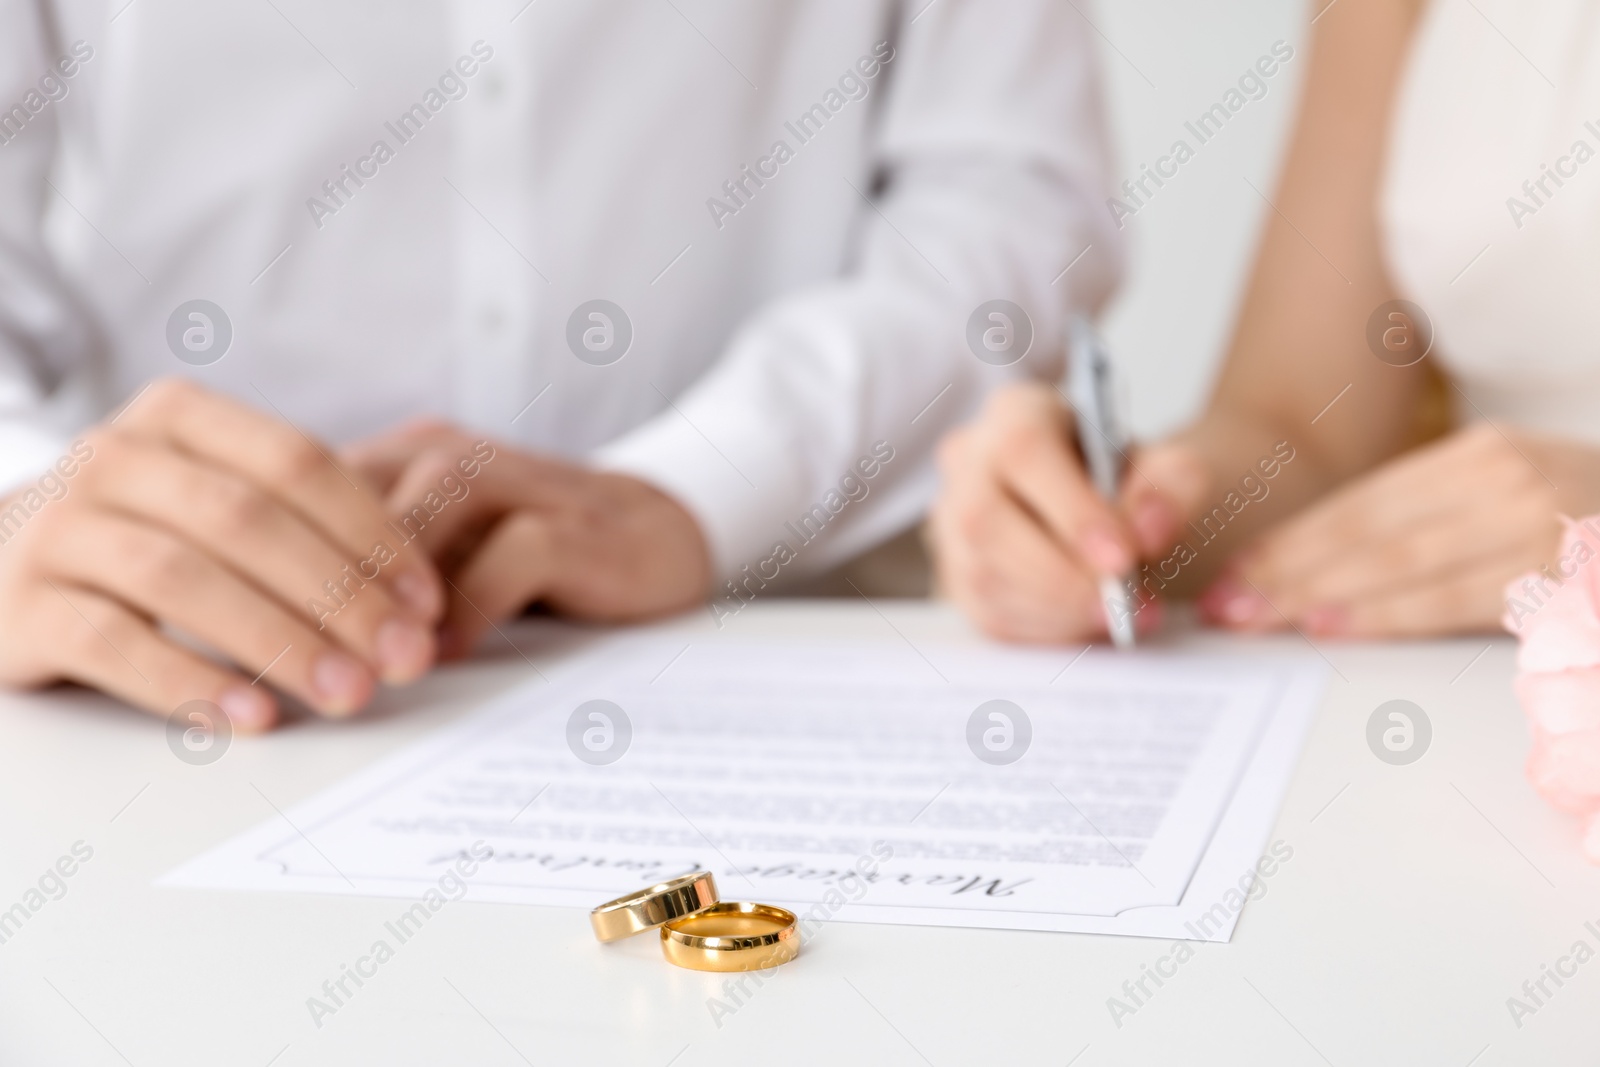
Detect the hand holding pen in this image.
<box><xmin>929</xmin><ymin>320</ymin><xmax>1211</xmax><ymax>645</ymax></box>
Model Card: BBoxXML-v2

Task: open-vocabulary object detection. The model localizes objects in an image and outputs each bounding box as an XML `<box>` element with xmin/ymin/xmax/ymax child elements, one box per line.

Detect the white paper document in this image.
<box><xmin>161</xmin><ymin>635</ymin><xmax>1327</xmax><ymax>940</ymax></box>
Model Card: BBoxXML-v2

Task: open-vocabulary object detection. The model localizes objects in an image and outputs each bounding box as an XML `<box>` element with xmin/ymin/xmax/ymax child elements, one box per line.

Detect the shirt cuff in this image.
<box><xmin>592</xmin><ymin>411</ymin><xmax>792</xmax><ymax>583</ymax></box>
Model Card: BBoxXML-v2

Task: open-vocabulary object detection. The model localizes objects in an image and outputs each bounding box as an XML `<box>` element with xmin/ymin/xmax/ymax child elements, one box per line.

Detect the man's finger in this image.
<box><xmin>114</xmin><ymin>378</ymin><xmax>442</xmax><ymax>620</ymax></box>
<box><xmin>43</xmin><ymin>511</ymin><xmax>386</xmax><ymax>716</ymax></box>
<box><xmin>82</xmin><ymin>437</ymin><xmax>435</xmax><ymax>675</ymax></box>
<box><xmin>384</xmin><ymin>441</ymin><xmax>585</xmax><ymax>563</ymax></box>
<box><xmin>40</xmin><ymin>583</ymin><xmax>278</xmax><ymax>732</ymax></box>
<box><xmin>438</xmin><ymin>511</ymin><xmax>555</xmax><ymax>658</ymax></box>
<box><xmin>339</xmin><ymin>419</ymin><xmax>474</xmax><ymax>495</ymax></box>
<box><xmin>383</xmin><ymin>447</ymin><xmax>510</xmax><ymax>559</ymax></box>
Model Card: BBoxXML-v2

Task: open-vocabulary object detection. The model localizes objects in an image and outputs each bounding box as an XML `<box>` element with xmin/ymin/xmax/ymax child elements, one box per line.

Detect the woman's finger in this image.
<box><xmin>975</xmin><ymin>384</ymin><xmax>1135</xmax><ymax>576</ymax></box>
<box><xmin>932</xmin><ymin>461</ymin><xmax>1106</xmax><ymax>643</ymax></box>
<box><xmin>1118</xmin><ymin>441</ymin><xmax>1212</xmax><ymax>556</ymax></box>
<box><xmin>1260</xmin><ymin>503</ymin><xmax>1547</xmax><ymax>622</ymax></box>
<box><xmin>1310</xmin><ymin>551</ymin><xmax>1519</xmax><ymax>637</ymax></box>
<box><xmin>1246</xmin><ymin>426</ymin><xmax>1554</xmax><ymax>592</ymax></box>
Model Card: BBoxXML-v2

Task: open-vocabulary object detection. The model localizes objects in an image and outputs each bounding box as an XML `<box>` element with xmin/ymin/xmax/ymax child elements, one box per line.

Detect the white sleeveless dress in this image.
<box><xmin>1383</xmin><ymin>0</ymin><xmax>1600</xmax><ymax>441</ymax></box>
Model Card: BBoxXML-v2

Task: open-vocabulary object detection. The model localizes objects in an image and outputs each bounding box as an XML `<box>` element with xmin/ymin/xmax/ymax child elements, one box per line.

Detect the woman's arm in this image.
<box><xmin>928</xmin><ymin>0</ymin><xmax>1435</xmax><ymax>641</ymax></box>
<box><xmin>1158</xmin><ymin>0</ymin><xmax>1432</xmax><ymax>582</ymax></box>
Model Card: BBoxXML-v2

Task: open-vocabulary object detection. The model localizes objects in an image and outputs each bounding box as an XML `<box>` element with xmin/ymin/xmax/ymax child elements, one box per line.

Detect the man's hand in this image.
<box><xmin>1199</xmin><ymin>423</ymin><xmax>1600</xmax><ymax>637</ymax></box>
<box><xmin>341</xmin><ymin>422</ymin><xmax>712</xmax><ymax>657</ymax></box>
<box><xmin>0</xmin><ymin>379</ymin><xmax>444</xmax><ymax>731</ymax></box>
<box><xmin>929</xmin><ymin>383</ymin><xmax>1208</xmax><ymax>642</ymax></box>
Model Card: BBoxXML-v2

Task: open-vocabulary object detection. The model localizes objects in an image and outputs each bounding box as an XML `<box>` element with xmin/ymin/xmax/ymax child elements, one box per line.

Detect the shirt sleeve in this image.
<box><xmin>594</xmin><ymin>0</ymin><xmax>1123</xmax><ymax>585</ymax></box>
<box><xmin>0</xmin><ymin>8</ymin><xmax>91</xmax><ymax>496</ymax></box>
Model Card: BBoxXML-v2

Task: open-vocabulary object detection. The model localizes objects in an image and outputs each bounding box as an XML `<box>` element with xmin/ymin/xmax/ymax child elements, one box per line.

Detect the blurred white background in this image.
<box><xmin>1093</xmin><ymin>0</ymin><xmax>1311</xmax><ymax>438</ymax></box>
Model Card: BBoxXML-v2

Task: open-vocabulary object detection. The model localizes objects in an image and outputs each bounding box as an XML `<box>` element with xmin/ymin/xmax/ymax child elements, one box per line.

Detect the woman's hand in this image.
<box><xmin>341</xmin><ymin>421</ymin><xmax>712</xmax><ymax>658</ymax></box>
<box><xmin>0</xmin><ymin>379</ymin><xmax>444</xmax><ymax>731</ymax></box>
<box><xmin>1199</xmin><ymin>423</ymin><xmax>1600</xmax><ymax>637</ymax></box>
<box><xmin>929</xmin><ymin>382</ymin><xmax>1208</xmax><ymax>642</ymax></box>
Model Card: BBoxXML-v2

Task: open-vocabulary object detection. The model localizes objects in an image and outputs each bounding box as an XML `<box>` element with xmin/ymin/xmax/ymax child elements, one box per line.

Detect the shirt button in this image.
<box><xmin>481</xmin><ymin>306</ymin><xmax>505</xmax><ymax>334</ymax></box>
<box><xmin>482</xmin><ymin>72</ymin><xmax>506</xmax><ymax>101</ymax></box>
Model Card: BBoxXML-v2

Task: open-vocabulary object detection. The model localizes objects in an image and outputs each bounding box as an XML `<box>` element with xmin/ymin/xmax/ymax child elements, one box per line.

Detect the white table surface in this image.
<box><xmin>0</xmin><ymin>600</ymin><xmax>1593</xmax><ymax>1066</ymax></box>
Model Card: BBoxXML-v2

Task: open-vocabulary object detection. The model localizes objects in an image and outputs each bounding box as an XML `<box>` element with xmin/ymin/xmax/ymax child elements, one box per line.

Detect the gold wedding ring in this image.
<box><xmin>660</xmin><ymin>902</ymin><xmax>800</xmax><ymax>972</ymax></box>
<box><xmin>590</xmin><ymin>871</ymin><xmax>719</xmax><ymax>942</ymax></box>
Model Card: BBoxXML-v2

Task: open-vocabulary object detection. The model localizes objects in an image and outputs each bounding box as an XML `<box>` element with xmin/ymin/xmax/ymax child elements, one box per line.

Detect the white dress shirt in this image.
<box><xmin>0</xmin><ymin>0</ymin><xmax>1119</xmax><ymax>581</ymax></box>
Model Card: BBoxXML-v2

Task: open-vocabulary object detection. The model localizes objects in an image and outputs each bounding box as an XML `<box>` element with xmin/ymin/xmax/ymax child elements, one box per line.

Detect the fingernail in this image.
<box><xmin>394</xmin><ymin>570</ymin><xmax>440</xmax><ymax>618</ymax></box>
<box><xmin>377</xmin><ymin>618</ymin><xmax>435</xmax><ymax>682</ymax></box>
<box><xmin>218</xmin><ymin>685</ymin><xmax>276</xmax><ymax>732</ymax></box>
<box><xmin>1132</xmin><ymin>497</ymin><xmax>1174</xmax><ymax>554</ymax></box>
<box><xmin>1198</xmin><ymin>575</ymin><xmax>1268</xmax><ymax>627</ymax></box>
<box><xmin>1081</xmin><ymin>527</ymin><xmax>1132</xmax><ymax>575</ymax></box>
<box><xmin>1302</xmin><ymin>604</ymin><xmax>1347</xmax><ymax>636</ymax></box>
<box><xmin>312</xmin><ymin>651</ymin><xmax>373</xmax><ymax>715</ymax></box>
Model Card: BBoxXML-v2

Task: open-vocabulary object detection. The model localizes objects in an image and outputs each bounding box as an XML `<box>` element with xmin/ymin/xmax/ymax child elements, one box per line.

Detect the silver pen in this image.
<box><xmin>1067</xmin><ymin>315</ymin><xmax>1136</xmax><ymax>648</ymax></box>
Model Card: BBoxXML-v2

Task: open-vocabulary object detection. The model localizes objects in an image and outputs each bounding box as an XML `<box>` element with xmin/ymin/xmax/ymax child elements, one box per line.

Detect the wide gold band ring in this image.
<box><xmin>590</xmin><ymin>871</ymin><xmax>719</xmax><ymax>942</ymax></box>
<box><xmin>660</xmin><ymin>902</ymin><xmax>801</xmax><ymax>972</ymax></box>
